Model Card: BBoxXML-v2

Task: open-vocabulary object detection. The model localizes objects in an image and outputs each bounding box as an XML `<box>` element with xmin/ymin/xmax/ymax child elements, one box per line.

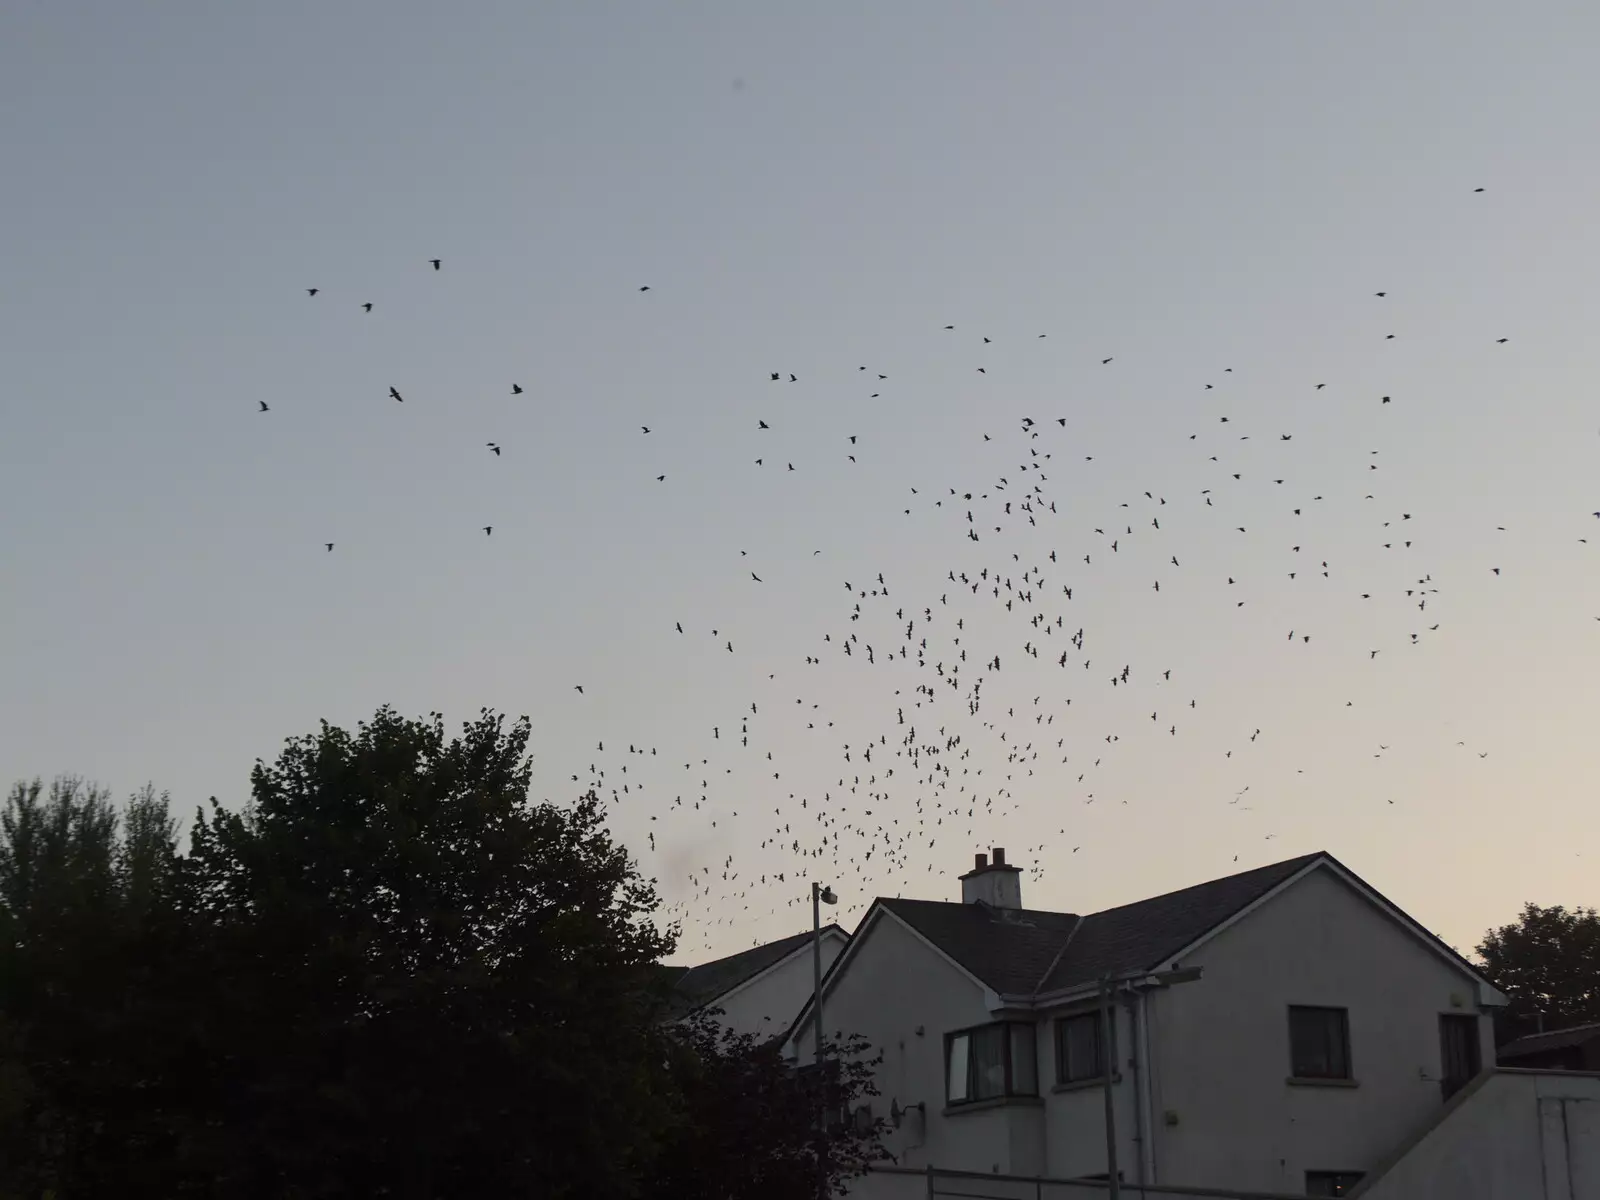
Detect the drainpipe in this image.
<box><xmin>1137</xmin><ymin>991</ymin><xmax>1158</xmax><ymax>1185</ymax></box>
<box><xmin>1121</xmin><ymin>990</ymin><xmax>1146</xmax><ymax>1188</ymax></box>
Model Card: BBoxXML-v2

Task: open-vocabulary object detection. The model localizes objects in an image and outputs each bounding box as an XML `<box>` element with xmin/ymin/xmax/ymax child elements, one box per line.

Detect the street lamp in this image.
<box><xmin>1099</xmin><ymin>966</ymin><xmax>1203</xmax><ymax>1200</ymax></box>
<box><xmin>812</xmin><ymin>882</ymin><xmax>838</xmax><ymax>1200</ymax></box>
<box><xmin>812</xmin><ymin>882</ymin><xmax>837</xmax><ymax>1070</ymax></box>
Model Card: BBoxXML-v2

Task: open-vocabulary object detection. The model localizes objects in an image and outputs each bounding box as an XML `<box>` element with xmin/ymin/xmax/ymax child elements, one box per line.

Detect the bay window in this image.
<box><xmin>945</xmin><ymin>1021</ymin><xmax>1037</xmax><ymax>1105</ymax></box>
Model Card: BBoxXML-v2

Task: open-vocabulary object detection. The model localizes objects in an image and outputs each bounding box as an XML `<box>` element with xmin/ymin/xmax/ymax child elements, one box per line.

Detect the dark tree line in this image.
<box><xmin>1477</xmin><ymin>902</ymin><xmax>1600</xmax><ymax>1046</ymax></box>
<box><xmin>1</xmin><ymin>707</ymin><xmax>883</xmax><ymax>1199</ymax></box>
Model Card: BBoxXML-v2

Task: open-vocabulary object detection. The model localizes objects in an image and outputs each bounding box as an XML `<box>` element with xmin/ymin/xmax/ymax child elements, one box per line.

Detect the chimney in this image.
<box><xmin>960</xmin><ymin>846</ymin><xmax>1022</xmax><ymax>909</ymax></box>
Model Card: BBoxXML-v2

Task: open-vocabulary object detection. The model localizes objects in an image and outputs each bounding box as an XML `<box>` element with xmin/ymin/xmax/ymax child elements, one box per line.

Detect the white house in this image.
<box><xmin>787</xmin><ymin>847</ymin><xmax>1512</xmax><ymax>1197</ymax></box>
<box><xmin>667</xmin><ymin>924</ymin><xmax>849</xmax><ymax>1040</ymax></box>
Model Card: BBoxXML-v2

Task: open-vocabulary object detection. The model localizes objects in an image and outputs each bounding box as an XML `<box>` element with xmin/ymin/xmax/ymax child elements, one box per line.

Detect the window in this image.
<box><xmin>1055</xmin><ymin>1011</ymin><xmax>1105</xmax><ymax>1083</ymax></box>
<box><xmin>1439</xmin><ymin>1014</ymin><xmax>1481</xmax><ymax>1101</ymax></box>
<box><xmin>1289</xmin><ymin>1006</ymin><xmax>1351</xmax><ymax>1080</ymax></box>
<box><xmin>1305</xmin><ymin>1170</ymin><xmax>1364</xmax><ymax>1196</ymax></box>
<box><xmin>944</xmin><ymin>1022</ymin><xmax>1037</xmax><ymax>1104</ymax></box>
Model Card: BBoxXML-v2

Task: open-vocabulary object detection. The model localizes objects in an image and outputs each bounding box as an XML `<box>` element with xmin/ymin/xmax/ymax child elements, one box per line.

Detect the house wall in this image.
<box><xmin>1035</xmin><ymin>997</ymin><xmax>1138</xmax><ymax>1180</ymax></box>
<box><xmin>1145</xmin><ymin>866</ymin><xmax>1498</xmax><ymax>1194</ymax></box>
<box><xmin>1355</xmin><ymin>1070</ymin><xmax>1600</xmax><ymax>1200</ymax></box>
<box><xmin>790</xmin><ymin>914</ymin><xmax>1038</xmax><ymax>1182</ymax></box>
<box><xmin>712</xmin><ymin>930</ymin><xmax>847</xmax><ymax>1038</ymax></box>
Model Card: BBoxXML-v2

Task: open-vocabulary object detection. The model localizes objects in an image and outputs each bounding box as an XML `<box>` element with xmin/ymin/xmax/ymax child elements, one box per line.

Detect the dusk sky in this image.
<box><xmin>4</xmin><ymin>3</ymin><xmax>1597</xmax><ymax>963</ymax></box>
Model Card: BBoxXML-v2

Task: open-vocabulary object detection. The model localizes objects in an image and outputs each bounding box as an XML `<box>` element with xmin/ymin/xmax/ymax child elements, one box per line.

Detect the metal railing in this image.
<box><xmin>857</xmin><ymin>1164</ymin><xmax>1315</xmax><ymax>1200</ymax></box>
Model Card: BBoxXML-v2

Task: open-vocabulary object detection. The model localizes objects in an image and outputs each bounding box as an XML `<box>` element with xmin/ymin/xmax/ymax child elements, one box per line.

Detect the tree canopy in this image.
<box><xmin>1</xmin><ymin>706</ymin><xmax>883</xmax><ymax>1199</ymax></box>
<box><xmin>1477</xmin><ymin>902</ymin><xmax>1600</xmax><ymax>1044</ymax></box>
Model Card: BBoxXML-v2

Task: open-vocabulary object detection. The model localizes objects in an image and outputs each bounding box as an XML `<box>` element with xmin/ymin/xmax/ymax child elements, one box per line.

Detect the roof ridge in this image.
<box><xmin>1081</xmin><ymin>851</ymin><xmax>1326</xmax><ymax>919</ymax></box>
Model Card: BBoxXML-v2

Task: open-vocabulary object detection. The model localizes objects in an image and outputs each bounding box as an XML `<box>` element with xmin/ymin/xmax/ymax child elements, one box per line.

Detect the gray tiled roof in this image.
<box><xmin>882</xmin><ymin>853</ymin><xmax>1323</xmax><ymax>997</ymax></box>
<box><xmin>667</xmin><ymin>926</ymin><xmax>845</xmax><ymax>1017</ymax></box>
<box><xmin>880</xmin><ymin>899</ymin><xmax>1081</xmax><ymax>996</ymax></box>
<box><xmin>1498</xmin><ymin>1021</ymin><xmax>1600</xmax><ymax>1059</ymax></box>
<box><xmin>1037</xmin><ymin>852</ymin><xmax>1324</xmax><ymax>993</ymax></box>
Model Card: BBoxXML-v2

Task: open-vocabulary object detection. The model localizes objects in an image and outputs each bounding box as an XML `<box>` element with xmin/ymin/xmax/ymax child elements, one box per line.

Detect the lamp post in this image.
<box><xmin>1099</xmin><ymin>966</ymin><xmax>1203</xmax><ymax>1200</ymax></box>
<box><xmin>812</xmin><ymin>882</ymin><xmax>838</xmax><ymax>1200</ymax></box>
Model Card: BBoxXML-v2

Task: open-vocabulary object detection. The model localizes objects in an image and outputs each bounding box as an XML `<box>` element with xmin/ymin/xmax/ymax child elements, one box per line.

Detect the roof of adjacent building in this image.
<box><xmin>882</xmin><ymin>852</ymin><xmax>1322</xmax><ymax>997</ymax></box>
<box><xmin>666</xmin><ymin>925</ymin><xmax>847</xmax><ymax>1017</ymax></box>
<box><xmin>1498</xmin><ymin>1021</ymin><xmax>1600</xmax><ymax>1060</ymax></box>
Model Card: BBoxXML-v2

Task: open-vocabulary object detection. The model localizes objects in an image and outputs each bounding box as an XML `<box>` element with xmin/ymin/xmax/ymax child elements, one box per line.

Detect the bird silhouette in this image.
<box><xmin>307</xmin><ymin>288</ymin><xmax>318</xmax><ymax>297</ymax></box>
<box><xmin>258</xmin><ymin>401</ymin><xmax>269</xmax><ymax>412</ymax></box>
<box><xmin>362</xmin><ymin>303</ymin><xmax>373</xmax><ymax>312</ymax></box>
<box><xmin>483</xmin><ymin>526</ymin><xmax>493</xmax><ymax>536</ymax></box>
<box><xmin>487</xmin><ymin>444</ymin><xmax>501</xmax><ymax>456</ymax></box>
<box><xmin>389</xmin><ymin>388</ymin><xmax>403</xmax><ymax>402</ymax></box>
<box><xmin>511</xmin><ymin>383</ymin><xmax>523</xmax><ymax>395</ymax></box>
<box><xmin>430</xmin><ymin>259</ymin><xmax>441</xmax><ymax>270</ymax></box>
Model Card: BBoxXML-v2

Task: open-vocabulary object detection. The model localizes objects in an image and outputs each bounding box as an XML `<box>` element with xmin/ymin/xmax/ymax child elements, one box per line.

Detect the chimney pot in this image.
<box><xmin>960</xmin><ymin>848</ymin><xmax>1023</xmax><ymax>908</ymax></box>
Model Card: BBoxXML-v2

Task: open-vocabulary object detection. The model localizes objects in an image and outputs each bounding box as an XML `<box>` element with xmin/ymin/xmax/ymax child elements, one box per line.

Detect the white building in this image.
<box><xmin>667</xmin><ymin>924</ymin><xmax>849</xmax><ymax>1040</ymax></box>
<box><xmin>787</xmin><ymin>848</ymin><xmax>1516</xmax><ymax>1197</ymax></box>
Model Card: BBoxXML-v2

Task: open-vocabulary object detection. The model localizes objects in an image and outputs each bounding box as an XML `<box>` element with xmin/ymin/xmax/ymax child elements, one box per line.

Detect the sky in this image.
<box><xmin>3</xmin><ymin>3</ymin><xmax>1597</xmax><ymax>964</ymax></box>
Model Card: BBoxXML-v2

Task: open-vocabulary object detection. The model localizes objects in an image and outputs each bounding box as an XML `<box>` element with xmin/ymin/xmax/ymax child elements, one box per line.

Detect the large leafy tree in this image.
<box><xmin>2</xmin><ymin>706</ymin><xmax>886</xmax><ymax>1199</ymax></box>
<box><xmin>1477</xmin><ymin>902</ymin><xmax>1600</xmax><ymax>1044</ymax></box>
<box><xmin>181</xmin><ymin>706</ymin><xmax>679</xmax><ymax>1199</ymax></box>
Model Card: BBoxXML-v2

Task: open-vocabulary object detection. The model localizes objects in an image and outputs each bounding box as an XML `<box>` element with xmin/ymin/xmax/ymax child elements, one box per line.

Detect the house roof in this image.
<box><xmin>879</xmin><ymin>853</ymin><xmax>1321</xmax><ymax>997</ymax></box>
<box><xmin>667</xmin><ymin>925</ymin><xmax>847</xmax><ymax>1017</ymax></box>
<box><xmin>1498</xmin><ymin>1021</ymin><xmax>1600</xmax><ymax>1060</ymax></box>
<box><xmin>880</xmin><ymin>898</ymin><xmax>1082</xmax><ymax>996</ymax></box>
<box><xmin>1038</xmin><ymin>852</ymin><xmax>1324</xmax><ymax>993</ymax></box>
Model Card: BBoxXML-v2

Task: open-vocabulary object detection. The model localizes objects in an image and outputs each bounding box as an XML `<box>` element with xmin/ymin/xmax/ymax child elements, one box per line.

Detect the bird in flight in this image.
<box><xmin>511</xmin><ymin>383</ymin><xmax>523</xmax><ymax>395</ymax></box>
<box><xmin>325</xmin><ymin>543</ymin><xmax>333</xmax><ymax>552</ymax></box>
<box><xmin>258</xmin><ymin>401</ymin><xmax>269</xmax><ymax>412</ymax></box>
<box><xmin>751</xmin><ymin>572</ymin><xmax>762</xmax><ymax>582</ymax></box>
<box><xmin>389</xmin><ymin>387</ymin><xmax>403</xmax><ymax>402</ymax></box>
<box><xmin>574</xmin><ymin>685</ymin><xmax>584</xmax><ymax>694</ymax></box>
<box><xmin>430</xmin><ymin>259</ymin><xmax>441</xmax><ymax>270</ymax></box>
<box><xmin>307</xmin><ymin>288</ymin><xmax>318</xmax><ymax>297</ymax></box>
<box><xmin>362</xmin><ymin>303</ymin><xmax>372</xmax><ymax>312</ymax></box>
<box><xmin>642</xmin><ymin>426</ymin><xmax>651</xmax><ymax>434</ymax></box>
<box><xmin>1101</xmin><ymin>357</ymin><xmax>1113</xmax><ymax>365</ymax></box>
<box><xmin>487</xmin><ymin>443</ymin><xmax>501</xmax><ymax>456</ymax></box>
<box><xmin>483</xmin><ymin>526</ymin><xmax>493</xmax><ymax>536</ymax></box>
<box><xmin>1496</xmin><ymin>338</ymin><xmax>1509</xmax><ymax>344</ymax></box>
<box><xmin>639</xmin><ymin>285</ymin><xmax>650</xmax><ymax>292</ymax></box>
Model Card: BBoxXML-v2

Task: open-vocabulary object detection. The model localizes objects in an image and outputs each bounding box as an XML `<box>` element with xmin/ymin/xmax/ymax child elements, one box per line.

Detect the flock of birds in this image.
<box><xmin>268</xmin><ymin>191</ymin><xmax>1595</xmax><ymax>958</ymax></box>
